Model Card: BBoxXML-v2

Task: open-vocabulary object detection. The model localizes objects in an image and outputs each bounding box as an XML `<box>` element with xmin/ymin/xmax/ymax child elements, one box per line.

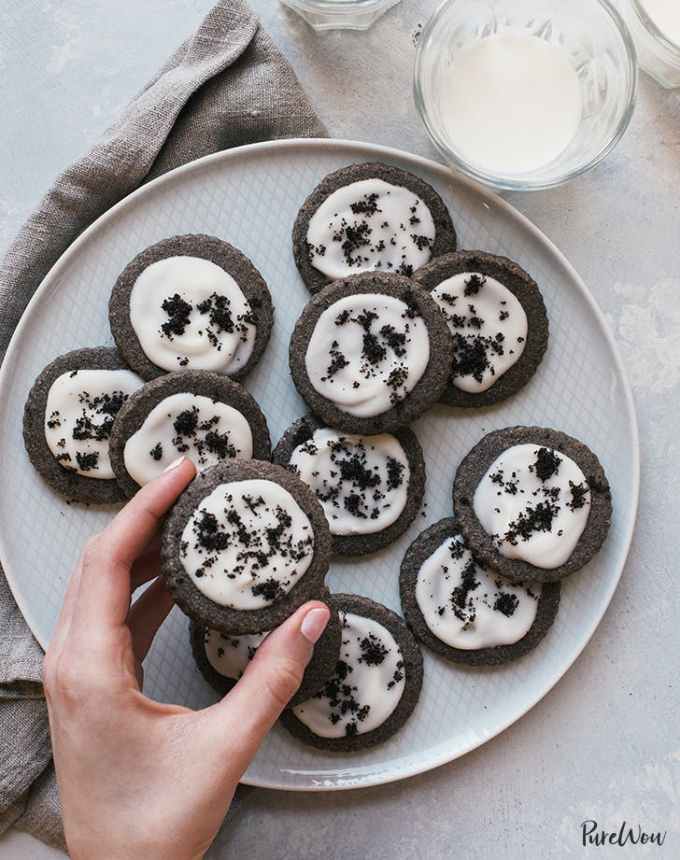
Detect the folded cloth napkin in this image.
<box><xmin>0</xmin><ymin>0</ymin><xmax>325</xmax><ymax>849</ymax></box>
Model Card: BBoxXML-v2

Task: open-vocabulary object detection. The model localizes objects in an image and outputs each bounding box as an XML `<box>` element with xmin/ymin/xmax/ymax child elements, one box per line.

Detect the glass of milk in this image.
<box><xmin>624</xmin><ymin>0</ymin><xmax>680</xmax><ymax>87</ymax></box>
<box><xmin>280</xmin><ymin>0</ymin><xmax>400</xmax><ymax>30</ymax></box>
<box><xmin>415</xmin><ymin>0</ymin><xmax>638</xmax><ymax>191</ymax></box>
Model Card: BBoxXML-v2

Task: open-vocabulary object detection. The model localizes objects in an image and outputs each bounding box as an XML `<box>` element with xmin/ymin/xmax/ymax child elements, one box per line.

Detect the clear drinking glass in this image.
<box><xmin>623</xmin><ymin>0</ymin><xmax>680</xmax><ymax>88</ymax></box>
<box><xmin>280</xmin><ymin>0</ymin><xmax>401</xmax><ymax>31</ymax></box>
<box><xmin>414</xmin><ymin>0</ymin><xmax>638</xmax><ymax>191</ymax></box>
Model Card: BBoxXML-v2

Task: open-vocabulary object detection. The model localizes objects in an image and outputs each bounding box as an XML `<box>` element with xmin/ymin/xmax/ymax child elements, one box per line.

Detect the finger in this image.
<box><xmin>131</xmin><ymin>537</ymin><xmax>161</xmax><ymax>591</ymax></box>
<box><xmin>104</xmin><ymin>457</ymin><xmax>196</xmax><ymax>568</ymax></box>
<box><xmin>127</xmin><ymin>578</ymin><xmax>175</xmax><ymax>663</ymax></box>
<box><xmin>71</xmin><ymin>457</ymin><xmax>195</xmax><ymax>633</ymax></box>
<box><xmin>204</xmin><ymin>600</ymin><xmax>330</xmax><ymax>772</ymax></box>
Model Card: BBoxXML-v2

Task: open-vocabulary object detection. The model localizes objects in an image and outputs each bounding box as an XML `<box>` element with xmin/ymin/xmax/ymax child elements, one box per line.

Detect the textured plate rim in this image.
<box><xmin>0</xmin><ymin>138</ymin><xmax>640</xmax><ymax>791</ymax></box>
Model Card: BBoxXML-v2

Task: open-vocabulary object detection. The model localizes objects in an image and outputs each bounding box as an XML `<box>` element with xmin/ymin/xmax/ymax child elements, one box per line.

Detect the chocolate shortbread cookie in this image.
<box><xmin>292</xmin><ymin>162</ymin><xmax>457</xmax><ymax>294</ymax></box>
<box><xmin>161</xmin><ymin>460</ymin><xmax>332</xmax><ymax>634</ymax></box>
<box><xmin>400</xmin><ymin>518</ymin><xmax>561</xmax><ymax>666</ymax></box>
<box><xmin>189</xmin><ymin>592</ymin><xmax>342</xmax><ymax>707</ymax></box>
<box><xmin>273</xmin><ymin>415</ymin><xmax>425</xmax><ymax>556</ymax></box>
<box><xmin>414</xmin><ymin>251</ymin><xmax>549</xmax><ymax>407</ymax></box>
<box><xmin>289</xmin><ymin>271</ymin><xmax>453</xmax><ymax>435</ymax></box>
<box><xmin>281</xmin><ymin>594</ymin><xmax>423</xmax><ymax>752</ymax></box>
<box><xmin>110</xmin><ymin>371</ymin><xmax>271</xmax><ymax>497</ymax></box>
<box><xmin>23</xmin><ymin>347</ymin><xmax>143</xmax><ymax>504</ymax></box>
<box><xmin>109</xmin><ymin>234</ymin><xmax>273</xmax><ymax>381</ymax></box>
<box><xmin>453</xmin><ymin>427</ymin><xmax>612</xmax><ymax>584</ymax></box>
<box><xmin>280</xmin><ymin>594</ymin><xmax>423</xmax><ymax>752</ymax></box>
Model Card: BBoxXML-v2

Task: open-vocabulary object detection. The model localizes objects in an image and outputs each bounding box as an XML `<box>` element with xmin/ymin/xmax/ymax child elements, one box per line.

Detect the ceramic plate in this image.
<box><xmin>0</xmin><ymin>139</ymin><xmax>639</xmax><ymax>790</ymax></box>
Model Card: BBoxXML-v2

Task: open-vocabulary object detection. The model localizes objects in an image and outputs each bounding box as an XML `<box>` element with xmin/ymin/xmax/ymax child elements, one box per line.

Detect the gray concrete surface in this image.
<box><xmin>0</xmin><ymin>1</ymin><xmax>678</xmax><ymax>857</ymax></box>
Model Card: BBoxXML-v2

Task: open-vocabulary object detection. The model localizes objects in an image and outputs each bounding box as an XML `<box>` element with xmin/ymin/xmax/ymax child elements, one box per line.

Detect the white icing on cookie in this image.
<box><xmin>123</xmin><ymin>392</ymin><xmax>253</xmax><ymax>486</ymax></box>
<box><xmin>305</xmin><ymin>293</ymin><xmax>430</xmax><ymax>418</ymax></box>
<box><xmin>306</xmin><ymin>178</ymin><xmax>436</xmax><ymax>281</ymax></box>
<box><xmin>129</xmin><ymin>256</ymin><xmax>256</xmax><ymax>373</ymax></box>
<box><xmin>431</xmin><ymin>272</ymin><xmax>528</xmax><ymax>393</ymax></box>
<box><xmin>288</xmin><ymin>428</ymin><xmax>410</xmax><ymax>536</ymax></box>
<box><xmin>44</xmin><ymin>368</ymin><xmax>142</xmax><ymax>480</ymax></box>
<box><xmin>292</xmin><ymin>611</ymin><xmax>405</xmax><ymax>738</ymax></box>
<box><xmin>180</xmin><ymin>479</ymin><xmax>315</xmax><ymax>609</ymax></box>
<box><xmin>204</xmin><ymin>628</ymin><xmax>267</xmax><ymax>680</ymax></box>
<box><xmin>415</xmin><ymin>534</ymin><xmax>540</xmax><ymax>649</ymax></box>
<box><xmin>473</xmin><ymin>443</ymin><xmax>591</xmax><ymax>569</ymax></box>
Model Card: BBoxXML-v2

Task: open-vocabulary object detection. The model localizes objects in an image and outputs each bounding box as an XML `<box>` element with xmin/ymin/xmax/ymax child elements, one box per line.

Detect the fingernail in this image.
<box><xmin>163</xmin><ymin>456</ymin><xmax>186</xmax><ymax>474</ymax></box>
<box><xmin>301</xmin><ymin>606</ymin><xmax>329</xmax><ymax>644</ymax></box>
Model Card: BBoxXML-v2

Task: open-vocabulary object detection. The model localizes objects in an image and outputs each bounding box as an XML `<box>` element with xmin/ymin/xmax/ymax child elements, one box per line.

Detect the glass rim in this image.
<box><xmin>283</xmin><ymin>0</ymin><xmax>398</xmax><ymax>10</ymax></box>
<box><xmin>413</xmin><ymin>0</ymin><xmax>639</xmax><ymax>192</ymax></box>
<box><xmin>630</xmin><ymin>0</ymin><xmax>680</xmax><ymax>57</ymax></box>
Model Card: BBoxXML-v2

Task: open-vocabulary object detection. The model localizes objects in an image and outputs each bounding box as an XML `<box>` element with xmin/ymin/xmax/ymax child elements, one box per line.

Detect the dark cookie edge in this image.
<box><xmin>399</xmin><ymin>517</ymin><xmax>561</xmax><ymax>665</ymax></box>
<box><xmin>160</xmin><ymin>460</ymin><xmax>332</xmax><ymax>634</ymax></box>
<box><xmin>108</xmin><ymin>234</ymin><xmax>274</xmax><ymax>381</ymax></box>
<box><xmin>279</xmin><ymin>593</ymin><xmax>423</xmax><ymax>752</ymax></box>
<box><xmin>272</xmin><ymin>414</ymin><xmax>425</xmax><ymax>556</ymax></box>
<box><xmin>413</xmin><ymin>251</ymin><xmax>549</xmax><ymax>408</ymax></box>
<box><xmin>110</xmin><ymin>370</ymin><xmax>272</xmax><ymax>498</ymax></box>
<box><xmin>453</xmin><ymin>426</ymin><xmax>613</xmax><ymax>584</ymax></box>
<box><xmin>292</xmin><ymin>161</ymin><xmax>458</xmax><ymax>295</ymax></box>
<box><xmin>289</xmin><ymin>271</ymin><xmax>454</xmax><ymax>435</ymax></box>
<box><xmin>23</xmin><ymin>346</ymin><xmax>135</xmax><ymax>504</ymax></box>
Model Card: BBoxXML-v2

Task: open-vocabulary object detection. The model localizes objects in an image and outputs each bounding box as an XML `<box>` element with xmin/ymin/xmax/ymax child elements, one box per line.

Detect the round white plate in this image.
<box><xmin>0</xmin><ymin>139</ymin><xmax>638</xmax><ymax>790</ymax></box>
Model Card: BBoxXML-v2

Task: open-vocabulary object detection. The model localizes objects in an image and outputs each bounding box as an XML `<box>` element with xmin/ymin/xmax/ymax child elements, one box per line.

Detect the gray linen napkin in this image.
<box><xmin>0</xmin><ymin>0</ymin><xmax>325</xmax><ymax>850</ymax></box>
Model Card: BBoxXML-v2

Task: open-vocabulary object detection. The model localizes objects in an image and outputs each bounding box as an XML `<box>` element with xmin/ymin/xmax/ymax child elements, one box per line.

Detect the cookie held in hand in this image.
<box><xmin>161</xmin><ymin>460</ymin><xmax>332</xmax><ymax>634</ymax></box>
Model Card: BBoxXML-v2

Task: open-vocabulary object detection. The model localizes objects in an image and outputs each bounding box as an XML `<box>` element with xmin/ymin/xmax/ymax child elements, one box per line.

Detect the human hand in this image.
<box><xmin>43</xmin><ymin>457</ymin><xmax>331</xmax><ymax>860</ymax></box>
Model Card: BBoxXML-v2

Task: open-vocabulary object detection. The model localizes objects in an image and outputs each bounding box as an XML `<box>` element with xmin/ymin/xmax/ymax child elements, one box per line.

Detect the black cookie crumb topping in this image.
<box><xmin>167</xmin><ymin>404</ymin><xmax>239</xmax><ymax>465</ymax></box>
<box><xmin>319</xmin><ymin>300</ymin><xmax>422</xmax><ymax>408</ymax></box>
<box><xmin>160</xmin><ymin>294</ymin><xmax>192</xmax><ymax>339</ymax></box>
<box><xmin>432</xmin><ymin>535</ymin><xmax>536</xmax><ymax>628</ymax></box>
<box><xmin>69</xmin><ymin>388</ymin><xmax>129</xmax><ymax>448</ymax></box>
<box><xmin>310</xmin><ymin>611</ymin><xmax>401</xmax><ymax>737</ymax></box>
<box><xmin>298</xmin><ymin>434</ymin><xmax>407</xmax><ymax>526</ymax></box>
<box><xmin>486</xmin><ymin>446</ymin><xmax>589</xmax><ymax>550</ymax></box>
<box><xmin>110</xmin><ymin>371</ymin><xmax>272</xmax><ymax>499</ymax></box>
<box><xmin>186</xmin><ymin>488</ymin><xmax>314</xmax><ymax>602</ymax></box>
<box><xmin>159</xmin><ymin>289</ymin><xmax>252</xmax><ymax>356</ymax></box>
<box><xmin>532</xmin><ymin>447</ymin><xmax>561</xmax><ymax>482</ymax></box>
<box><xmin>434</xmin><ymin>275</ymin><xmax>516</xmax><ymax>386</ymax></box>
<box><xmin>306</xmin><ymin>189</ymin><xmax>433</xmax><ymax>278</ymax></box>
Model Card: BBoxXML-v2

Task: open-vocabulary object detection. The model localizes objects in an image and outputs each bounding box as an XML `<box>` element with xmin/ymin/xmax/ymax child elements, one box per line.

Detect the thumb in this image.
<box><xmin>204</xmin><ymin>600</ymin><xmax>330</xmax><ymax>773</ymax></box>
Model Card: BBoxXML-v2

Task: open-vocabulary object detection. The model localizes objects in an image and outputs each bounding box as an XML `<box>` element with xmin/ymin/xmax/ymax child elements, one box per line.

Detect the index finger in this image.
<box><xmin>71</xmin><ymin>457</ymin><xmax>195</xmax><ymax>633</ymax></box>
